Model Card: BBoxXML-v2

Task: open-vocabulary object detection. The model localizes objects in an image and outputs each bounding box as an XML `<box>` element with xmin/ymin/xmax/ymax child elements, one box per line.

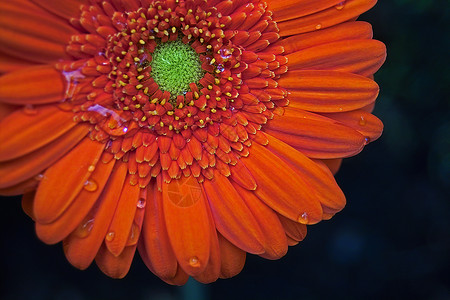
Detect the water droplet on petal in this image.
<box><xmin>106</xmin><ymin>231</ymin><xmax>115</xmax><ymax>242</ymax></box>
<box><xmin>34</xmin><ymin>174</ymin><xmax>44</xmax><ymax>181</ymax></box>
<box><xmin>359</xmin><ymin>116</ymin><xmax>367</xmax><ymax>126</ymax></box>
<box><xmin>83</xmin><ymin>179</ymin><xmax>98</xmax><ymax>192</ymax></box>
<box><xmin>364</xmin><ymin>137</ymin><xmax>370</xmax><ymax>145</ymax></box>
<box><xmin>23</xmin><ymin>104</ymin><xmax>37</xmax><ymax>115</ymax></box>
<box><xmin>127</xmin><ymin>223</ymin><xmax>140</xmax><ymax>246</ymax></box>
<box><xmin>335</xmin><ymin>1</ymin><xmax>345</xmax><ymax>10</ymax></box>
<box><xmin>123</xmin><ymin>127</ymin><xmax>129</xmax><ymax>133</ymax></box>
<box><xmin>216</xmin><ymin>64</ymin><xmax>225</xmax><ymax>72</ymax></box>
<box><xmin>88</xmin><ymin>165</ymin><xmax>96</xmax><ymax>172</ymax></box>
<box><xmin>137</xmin><ymin>198</ymin><xmax>146</xmax><ymax>209</ymax></box>
<box><xmin>189</xmin><ymin>256</ymin><xmax>200</xmax><ymax>267</ymax></box>
<box><xmin>75</xmin><ymin>219</ymin><xmax>94</xmax><ymax>238</ymax></box>
<box><xmin>315</xmin><ymin>24</ymin><xmax>322</xmax><ymax>30</ymax></box>
<box><xmin>299</xmin><ymin>212</ymin><xmax>309</xmax><ymax>223</ymax></box>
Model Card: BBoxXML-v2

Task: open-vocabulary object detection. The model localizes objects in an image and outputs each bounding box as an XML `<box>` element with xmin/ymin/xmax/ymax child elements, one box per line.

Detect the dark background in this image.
<box><xmin>1</xmin><ymin>0</ymin><xmax>449</xmax><ymax>299</ymax></box>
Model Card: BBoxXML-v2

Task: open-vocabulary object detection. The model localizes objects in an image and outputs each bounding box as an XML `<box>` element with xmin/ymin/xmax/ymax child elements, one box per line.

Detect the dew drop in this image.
<box><xmin>359</xmin><ymin>116</ymin><xmax>367</xmax><ymax>126</ymax></box>
<box><xmin>298</xmin><ymin>212</ymin><xmax>309</xmax><ymax>223</ymax></box>
<box><xmin>219</xmin><ymin>48</ymin><xmax>232</xmax><ymax>59</ymax></box>
<box><xmin>137</xmin><ymin>198</ymin><xmax>146</xmax><ymax>209</ymax></box>
<box><xmin>106</xmin><ymin>231</ymin><xmax>115</xmax><ymax>242</ymax></box>
<box><xmin>75</xmin><ymin>218</ymin><xmax>94</xmax><ymax>238</ymax></box>
<box><xmin>83</xmin><ymin>179</ymin><xmax>98</xmax><ymax>192</ymax></box>
<box><xmin>216</xmin><ymin>64</ymin><xmax>225</xmax><ymax>73</ymax></box>
<box><xmin>23</xmin><ymin>104</ymin><xmax>37</xmax><ymax>115</ymax></box>
<box><xmin>88</xmin><ymin>164</ymin><xmax>96</xmax><ymax>172</ymax></box>
<box><xmin>364</xmin><ymin>137</ymin><xmax>370</xmax><ymax>145</ymax></box>
<box><xmin>315</xmin><ymin>24</ymin><xmax>322</xmax><ymax>30</ymax></box>
<box><xmin>123</xmin><ymin>127</ymin><xmax>129</xmax><ymax>133</ymax></box>
<box><xmin>34</xmin><ymin>174</ymin><xmax>44</xmax><ymax>181</ymax></box>
<box><xmin>189</xmin><ymin>256</ymin><xmax>200</xmax><ymax>267</ymax></box>
<box><xmin>335</xmin><ymin>1</ymin><xmax>345</xmax><ymax>10</ymax></box>
<box><xmin>127</xmin><ymin>223</ymin><xmax>140</xmax><ymax>246</ymax></box>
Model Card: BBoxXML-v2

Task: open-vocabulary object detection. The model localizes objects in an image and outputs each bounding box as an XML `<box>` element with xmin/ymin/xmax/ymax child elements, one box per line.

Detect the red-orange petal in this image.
<box><xmin>277</xmin><ymin>0</ymin><xmax>377</xmax><ymax>36</ymax></box>
<box><xmin>30</xmin><ymin>0</ymin><xmax>88</xmax><ymax>20</ymax></box>
<box><xmin>286</xmin><ymin>39</ymin><xmax>387</xmax><ymax>77</ymax></box>
<box><xmin>0</xmin><ymin>52</ymin><xmax>37</xmax><ymax>74</ymax></box>
<box><xmin>139</xmin><ymin>181</ymin><xmax>177</xmax><ymax>280</ymax></box>
<box><xmin>0</xmin><ymin>105</ymin><xmax>75</xmax><ymax>161</ymax></box>
<box><xmin>105</xmin><ymin>176</ymin><xmax>141</xmax><ymax>256</ymax></box>
<box><xmin>63</xmin><ymin>162</ymin><xmax>128</xmax><ymax>270</ymax></box>
<box><xmin>321</xmin><ymin>110</ymin><xmax>384</xmax><ymax>142</ymax></box>
<box><xmin>240</xmin><ymin>142</ymin><xmax>323</xmax><ymax>224</ymax></box>
<box><xmin>0</xmin><ymin>177</ymin><xmax>38</xmax><ymax>196</ymax></box>
<box><xmin>267</xmin><ymin>0</ymin><xmax>342</xmax><ymax>22</ymax></box>
<box><xmin>0</xmin><ymin>124</ymin><xmax>89</xmax><ymax>189</ymax></box>
<box><xmin>280</xmin><ymin>70</ymin><xmax>379</xmax><ymax>112</ymax></box>
<box><xmin>0</xmin><ymin>65</ymin><xmax>66</xmax><ymax>105</ymax></box>
<box><xmin>162</xmin><ymin>176</ymin><xmax>211</xmax><ymax>276</ymax></box>
<box><xmin>233</xmin><ymin>183</ymin><xmax>288</xmax><ymax>260</ymax></box>
<box><xmin>278</xmin><ymin>214</ymin><xmax>308</xmax><ymax>242</ymax></box>
<box><xmin>35</xmin><ymin>158</ymin><xmax>115</xmax><ymax>244</ymax></box>
<box><xmin>0</xmin><ymin>0</ymin><xmax>73</xmax><ymax>63</ymax></box>
<box><xmin>278</xmin><ymin>21</ymin><xmax>373</xmax><ymax>54</ymax></box>
<box><xmin>218</xmin><ymin>233</ymin><xmax>246</xmax><ymax>279</ymax></box>
<box><xmin>264</xmin><ymin>107</ymin><xmax>366</xmax><ymax>159</ymax></box>
<box><xmin>95</xmin><ymin>243</ymin><xmax>137</xmax><ymax>279</ymax></box>
<box><xmin>33</xmin><ymin>138</ymin><xmax>105</xmax><ymax>224</ymax></box>
<box><xmin>194</xmin><ymin>207</ymin><xmax>221</xmax><ymax>284</ymax></box>
<box><xmin>265</xmin><ymin>134</ymin><xmax>346</xmax><ymax>216</ymax></box>
<box><xmin>203</xmin><ymin>172</ymin><xmax>265</xmax><ymax>254</ymax></box>
<box><xmin>21</xmin><ymin>192</ymin><xmax>36</xmax><ymax>220</ymax></box>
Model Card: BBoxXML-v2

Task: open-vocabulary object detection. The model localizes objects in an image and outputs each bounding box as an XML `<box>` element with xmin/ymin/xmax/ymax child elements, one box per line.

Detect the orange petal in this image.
<box><xmin>95</xmin><ymin>243</ymin><xmax>137</xmax><ymax>279</ymax></box>
<box><xmin>36</xmin><ymin>158</ymin><xmax>115</xmax><ymax>244</ymax></box>
<box><xmin>286</xmin><ymin>39</ymin><xmax>387</xmax><ymax>77</ymax></box>
<box><xmin>0</xmin><ymin>124</ymin><xmax>89</xmax><ymax>189</ymax></box>
<box><xmin>317</xmin><ymin>158</ymin><xmax>343</xmax><ymax>175</ymax></box>
<box><xmin>162</xmin><ymin>176</ymin><xmax>211</xmax><ymax>276</ymax></box>
<box><xmin>267</xmin><ymin>0</ymin><xmax>342</xmax><ymax>22</ymax></box>
<box><xmin>63</xmin><ymin>162</ymin><xmax>128</xmax><ymax>270</ymax></box>
<box><xmin>0</xmin><ymin>65</ymin><xmax>66</xmax><ymax>105</ymax></box>
<box><xmin>278</xmin><ymin>214</ymin><xmax>308</xmax><ymax>242</ymax></box>
<box><xmin>0</xmin><ymin>105</ymin><xmax>75</xmax><ymax>161</ymax></box>
<box><xmin>0</xmin><ymin>103</ymin><xmax>17</xmax><ymax>121</ymax></box>
<box><xmin>279</xmin><ymin>70</ymin><xmax>379</xmax><ymax>112</ymax></box>
<box><xmin>263</xmin><ymin>107</ymin><xmax>366</xmax><ymax>158</ymax></box>
<box><xmin>0</xmin><ymin>52</ymin><xmax>37</xmax><ymax>74</ymax></box>
<box><xmin>278</xmin><ymin>21</ymin><xmax>373</xmax><ymax>54</ymax></box>
<box><xmin>265</xmin><ymin>134</ymin><xmax>346</xmax><ymax>216</ymax></box>
<box><xmin>218</xmin><ymin>233</ymin><xmax>246</xmax><ymax>279</ymax></box>
<box><xmin>30</xmin><ymin>0</ymin><xmax>88</xmax><ymax>20</ymax></box>
<box><xmin>233</xmin><ymin>183</ymin><xmax>288</xmax><ymax>260</ymax></box>
<box><xmin>203</xmin><ymin>172</ymin><xmax>265</xmax><ymax>254</ymax></box>
<box><xmin>22</xmin><ymin>192</ymin><xmax>36</xmax><ymax>220</ymax></box>
<box><xmin>277</xmin><ymin>0</ymin><xmax>377</xmax><ymax>36</ymax></box>
<box><xmin>105</xmin><ymin>176</ymin><xmax>141</xmax><ymax>256</ymax></box>
<box><xmin>33</xmin><ymin>137</ymin><xmax>105</xmax><ymax>224</ymax></box>
<box><xmin>240</xmin><ymin>143</ymin><xmax>323</xmax><ymax>224</ymax></box>
<box><xmin>139</xmin><ymin>181</ymin><xmax>178</xmax><ymax>280</ymax></box>
<box><xmin>229</xmin><ymin>158</ymin><xmax>257</xmax><ymax>190</ymax></box>
<box><xmin>160</xmin><ymin>265</ymin><xmax>190</xmax><ymax>286</ymax></box>
<box><xmin>321</xmin><ymin>110</ymin><xmax>384</xmax><ymax>143</ymax></box>
<box><xmin>194</xmin><ymin>207</ymin><xmax>221</xmax><ymax>284</ymax></box>
<box><xmin>0</xmin><ymin>177</ymin><xmax>38</xmax><ymax>196</ymax></box>
<box><xmin>0</xmin><ymin>0</ymin><xmax>73</xmax><ymax>63</ymax></box>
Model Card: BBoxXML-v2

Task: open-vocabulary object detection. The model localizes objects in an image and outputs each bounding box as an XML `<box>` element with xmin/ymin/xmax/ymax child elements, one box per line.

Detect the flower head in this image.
<box><xmin>0</xmin><ymin>0</ymin><xmax>386</xmax><ymax>283</ymax></box>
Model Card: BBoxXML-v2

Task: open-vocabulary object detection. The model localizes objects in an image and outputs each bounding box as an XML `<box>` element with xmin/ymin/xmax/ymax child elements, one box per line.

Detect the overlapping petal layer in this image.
<box><xmin>0</xmin><ymin>0</ymin><xmax>385</xmax><ymax>283</ymax></box>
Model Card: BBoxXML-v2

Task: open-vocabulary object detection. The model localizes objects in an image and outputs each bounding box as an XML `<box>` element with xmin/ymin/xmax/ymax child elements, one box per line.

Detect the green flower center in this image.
<box><xmin>150</xmin><ymin>39</ymin><xmax>204</xmax><ymax>98</ymax></box>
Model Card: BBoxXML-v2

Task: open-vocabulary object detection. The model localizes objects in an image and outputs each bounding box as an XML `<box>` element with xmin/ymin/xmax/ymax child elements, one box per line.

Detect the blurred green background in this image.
<box><xmin>1</xmin><ymin>0</ymin><xmax>449</xmax><ymax>299</ymax></box>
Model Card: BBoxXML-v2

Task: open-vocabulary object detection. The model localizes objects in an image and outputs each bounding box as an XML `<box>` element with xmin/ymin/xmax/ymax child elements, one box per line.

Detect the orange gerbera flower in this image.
<box><xmin>0</xmin><ymin>0</ymin><xmax>386</xmax><ymax>284</ymax></box>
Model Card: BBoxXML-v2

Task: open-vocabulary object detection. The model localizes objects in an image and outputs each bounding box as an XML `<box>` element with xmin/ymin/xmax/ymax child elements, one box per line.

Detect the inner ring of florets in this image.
<box><xmin>100</xmin><ymin>3</ymin><xmax>243</xmax><ymax>136</ymax></box>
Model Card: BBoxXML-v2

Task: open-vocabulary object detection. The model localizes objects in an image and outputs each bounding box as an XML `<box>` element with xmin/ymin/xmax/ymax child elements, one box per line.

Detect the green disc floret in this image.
<box><xmin>150</xmin><ymin>39</ymin><xmax>204</xmax><ymax>98</ymax></box>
